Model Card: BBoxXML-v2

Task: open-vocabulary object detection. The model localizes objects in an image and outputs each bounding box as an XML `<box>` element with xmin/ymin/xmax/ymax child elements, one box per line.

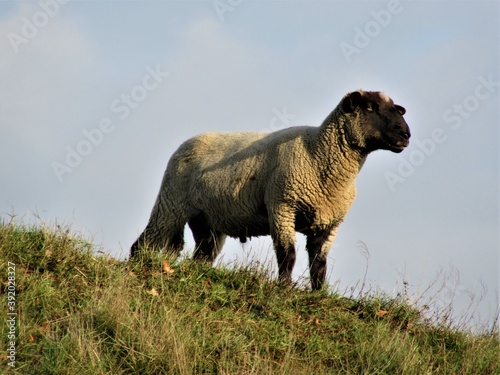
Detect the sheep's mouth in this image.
<box><xmin>385</xmin><ymin>137</ymin><xmax>409</xmax><ymax>153</ymax></box>
<box><xmin>389</xmin><ymin>139</ymin><xmax>410</xmax><ymax>153</ymax></box>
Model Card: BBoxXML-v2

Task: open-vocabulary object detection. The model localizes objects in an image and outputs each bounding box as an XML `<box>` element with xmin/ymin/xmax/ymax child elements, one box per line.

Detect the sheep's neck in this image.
<box><xmin>315</xmin><ymin>116</ymin><xmax>367</xmax><ymax>191</ymax></box>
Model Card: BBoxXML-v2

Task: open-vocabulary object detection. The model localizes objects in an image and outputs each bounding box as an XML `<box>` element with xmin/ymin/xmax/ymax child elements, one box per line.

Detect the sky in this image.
<box><xmin>0</xmin><ymin>0</ymin><xmax>498</xmax><ymax>330</ymax></box>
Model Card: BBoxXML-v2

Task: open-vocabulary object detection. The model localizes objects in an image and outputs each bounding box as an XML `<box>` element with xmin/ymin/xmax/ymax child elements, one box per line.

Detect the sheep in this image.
<box><xmin>131</xmin><ymin>90</ymin><xmax>411</xmax><ymax>290</ymax></box>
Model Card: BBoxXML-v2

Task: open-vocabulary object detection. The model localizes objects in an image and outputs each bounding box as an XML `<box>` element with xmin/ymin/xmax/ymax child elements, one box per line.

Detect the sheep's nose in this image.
<box><xmin>400</xmin><ymin>130</ymin><xmax>410</xmax><ymax>140</ymax></box>
<box><xmin>399</xmin><ymin>123</ymin><xmax>411</xmax><ymax>139</ymax></box>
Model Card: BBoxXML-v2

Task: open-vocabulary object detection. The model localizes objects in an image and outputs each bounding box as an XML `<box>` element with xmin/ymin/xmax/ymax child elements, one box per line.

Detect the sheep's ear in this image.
<box><xmin>395</xmin><ymin>104</ymin><xmax>406</xmax><ymax>115</ymax></box>
<box><xmin>342</xmin><ymin>91</ymin><xmax>364</xmax><ymax>113</ymax></box>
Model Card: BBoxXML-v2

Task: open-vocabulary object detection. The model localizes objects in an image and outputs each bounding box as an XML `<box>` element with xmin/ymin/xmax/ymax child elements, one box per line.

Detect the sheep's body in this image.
<box><xmin>132</xmin><ymin>90</ymin><xmax>411</xmax><ymax>290</ymax></box>
<box><xmin>169</xmin><ymin>126</ymin><xmax>359</xmax><ymax>236</ymax></box>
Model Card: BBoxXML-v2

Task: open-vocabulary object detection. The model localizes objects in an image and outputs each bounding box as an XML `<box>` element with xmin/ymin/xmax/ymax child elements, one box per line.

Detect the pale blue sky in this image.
<box><xmin>1</xmin><ymin>0</ymin><xmax>498</xmax><ymax>330</ymax></box>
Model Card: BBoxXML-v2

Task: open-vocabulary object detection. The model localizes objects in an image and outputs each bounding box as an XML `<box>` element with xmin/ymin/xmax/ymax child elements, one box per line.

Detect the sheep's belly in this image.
<box><xmin>220</xmin><ymin>218</ymin><xmax>270</xmax><ymax>239</ymax></box>
<box><xmin>227</xmin><ymin>220</ymin><xmax>270</xmax><ymax>239</ymax></box>
<box><xmin>206</xmin><ymin>208</ymin><xmax>271</xmax><ymax>239</ymax></box>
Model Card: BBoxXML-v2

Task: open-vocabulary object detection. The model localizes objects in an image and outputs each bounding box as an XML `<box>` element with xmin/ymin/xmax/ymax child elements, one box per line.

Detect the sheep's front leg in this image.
<box><xmin>306</xmin><ymin>226</ymin><xmax>338</xmax><ymax>291</ymax></box>
<box><xmin>270</xmin><ymin>205</ymin><xmax>296</xmax><ymax>285</ymax></box>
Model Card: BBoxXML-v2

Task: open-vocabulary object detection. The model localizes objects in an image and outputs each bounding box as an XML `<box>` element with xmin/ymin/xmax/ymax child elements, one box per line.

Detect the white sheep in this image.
<box><xmin>131</xmin><ymin>90</ymin><xmax>411</xmax><ymax>290</ymax></box>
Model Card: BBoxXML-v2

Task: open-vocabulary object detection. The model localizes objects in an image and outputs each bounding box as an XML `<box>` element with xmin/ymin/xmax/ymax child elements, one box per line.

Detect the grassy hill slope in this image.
<box><xmin>1</xmin><ymin>223</ymin><xmax>498</xmax><ymax>374</ymax></box>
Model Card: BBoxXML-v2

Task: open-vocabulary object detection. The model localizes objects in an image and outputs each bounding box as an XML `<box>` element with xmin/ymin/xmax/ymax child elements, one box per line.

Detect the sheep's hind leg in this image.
<box><xmin>189</xmin><ymin>213</ymin><xmax>227</xmax><ymax>264</ymax></box>
<box><xmin>130</xmin><ymin>223</ymin><xmax>184</xmax><ymax>258</ymax></box>
<box><xmin>306</xmin><ymin>227</ymin><xmax>338</xmax><ymax>291</ymax></box>
<box><xmin>130</xmin><ymin>194</ymin><xmax>185</xmax><ymax>258</ymax></box>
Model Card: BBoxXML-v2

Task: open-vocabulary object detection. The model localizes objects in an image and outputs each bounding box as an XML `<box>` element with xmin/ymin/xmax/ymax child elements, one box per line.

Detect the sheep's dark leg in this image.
<box><xmin>275</xmin><ymin>242</ymin><xmax>296</xmax><ymax>284</ymax></box>
<box><xmin>189</xmin><ymin>213</ymin><xmax>227</xmax><ymax>264</ymax></box>
<box><xmin>306</xmin><ymin>227</ymin><xmax>338</xmax><ymax>291</ymax></box>
<box><xmin>192</xmin><ymin>231</ymin><xmax>226</xmax><ymax>263</ymax></box>
<box><xmin>270</xmin><ymin>205</ymin><xmax>296</xmax><ymax>285</ymax></box>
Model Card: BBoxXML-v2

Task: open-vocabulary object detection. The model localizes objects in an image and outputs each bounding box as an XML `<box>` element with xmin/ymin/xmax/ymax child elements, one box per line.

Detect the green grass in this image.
<box><xmin>1</xmin><ymin>222</ymin><xmax>498</xmax><ymax>374</ymax></box>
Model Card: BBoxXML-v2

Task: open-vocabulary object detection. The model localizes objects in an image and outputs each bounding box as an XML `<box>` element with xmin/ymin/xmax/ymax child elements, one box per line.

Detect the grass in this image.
<box><xmin>0</xmin><ymin>221</ymin><xmax>498</xmax><ymax>374</ymax></box>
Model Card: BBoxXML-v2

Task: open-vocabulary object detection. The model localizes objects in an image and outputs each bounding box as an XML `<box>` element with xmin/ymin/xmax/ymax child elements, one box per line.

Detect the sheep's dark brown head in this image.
<box><xmin>342</xmin><ymin>90</ymin><xmax>411</xmax><ymax>154</ymax></box>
